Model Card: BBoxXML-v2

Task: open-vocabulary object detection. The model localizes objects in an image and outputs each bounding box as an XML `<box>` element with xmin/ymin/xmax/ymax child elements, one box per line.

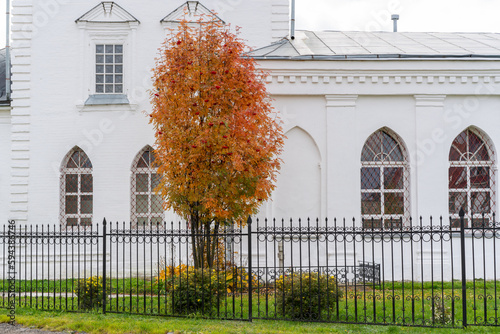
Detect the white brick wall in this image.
<box><xmin>3</xmin><ymin>0</ymin><xmax>289</xmax><ymax>225</ymax></box>
<box><xmin>272</xmin><ymin>0</ymin><xmax>290</xmax><ymax>40</ymax></box>
<box><xmin>9</xmin><ymin>0</ymin><xmax>32</xmax><ymax>223</ymax></box>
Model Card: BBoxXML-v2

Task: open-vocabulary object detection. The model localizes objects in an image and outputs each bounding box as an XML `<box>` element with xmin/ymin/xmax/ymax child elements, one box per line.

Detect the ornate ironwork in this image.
<box><xmin>0</xmin><ymin>215</ymin><xmax>498</xmax><ymax>329</ymax></box>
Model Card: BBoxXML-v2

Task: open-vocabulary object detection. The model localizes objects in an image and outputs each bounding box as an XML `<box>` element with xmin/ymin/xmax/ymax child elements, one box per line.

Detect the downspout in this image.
<box><xmin>290</xmin><ymin>0</ymin><xmax>295</xmax><ymax>40</ymax></box>
<box><xmin>6</xmin><ymin>0</ymin><xmax>11</xmax><ymax>101</ymax></box>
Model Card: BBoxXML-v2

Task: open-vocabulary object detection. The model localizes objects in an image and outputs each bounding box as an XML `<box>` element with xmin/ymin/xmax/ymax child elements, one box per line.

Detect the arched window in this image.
<box><xmin>60</xmin><ymin>148</ymin><xmax>93</xmax><ymax>227</ymax></box>
<box><xmin>449</xmin><ymin>128</ymin><xmax>495</xmax><ymax>227</ymax></box>
<box><xmin>131</xmin><ymin>147</ymin><xmax>164</xmax><ymax>227</ymax></box>
<box><xmin>361</xmin><ymin>129</ymin><xmax>410</xmax><ymax>229</ymax></box>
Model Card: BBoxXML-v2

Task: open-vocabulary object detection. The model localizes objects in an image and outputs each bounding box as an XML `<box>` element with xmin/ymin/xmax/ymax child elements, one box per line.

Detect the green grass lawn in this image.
<box><xmin>0</xmin><ymin>279</ymin><xmax>499</xmax><ymax>330</ymax></box>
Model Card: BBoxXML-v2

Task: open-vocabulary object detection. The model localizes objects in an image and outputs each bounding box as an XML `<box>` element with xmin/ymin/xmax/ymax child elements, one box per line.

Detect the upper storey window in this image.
<box><xmin>95</xmin><ymin>44</ymin><xmax>123</xmax><ymax>94</ymax></box>
<box><xmin>76</xmin><ymin>2</ymin><xmax>139</xmax><ymax>107</ymax></box>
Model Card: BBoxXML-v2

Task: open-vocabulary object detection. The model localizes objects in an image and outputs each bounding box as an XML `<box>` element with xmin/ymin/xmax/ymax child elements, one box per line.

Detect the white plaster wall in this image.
<box><xmin>273</xmin><ymin>128</ymin><xmax>322</xmax><ymax>222</ymax></box>
<box><xmin>259</xmin><ymin>59</ymin><xmax>500</xmax><ymax>222</ymax></box>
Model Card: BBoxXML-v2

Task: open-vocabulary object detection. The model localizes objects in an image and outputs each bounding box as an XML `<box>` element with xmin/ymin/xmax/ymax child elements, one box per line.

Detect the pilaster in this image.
<box><xmin>413</xmin><ymin>95</ymin><xmax>447</xmax><ymax>218</ymax></box>
<box><xmin>325</xmin><ymin>95</ymin><xmax>358</xmax><ymax>219</ymax></box>
<box><xmin>10</xmin><ymin>0</ymin><xmax>33</xmax><ymax>223</ymax></box>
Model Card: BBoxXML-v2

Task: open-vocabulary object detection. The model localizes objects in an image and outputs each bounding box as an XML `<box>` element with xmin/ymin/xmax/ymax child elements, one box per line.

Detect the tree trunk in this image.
<box><xmin>190</xmin><ymin>211</ymin><xmax>220</xmax><ymax>270</ymax></box>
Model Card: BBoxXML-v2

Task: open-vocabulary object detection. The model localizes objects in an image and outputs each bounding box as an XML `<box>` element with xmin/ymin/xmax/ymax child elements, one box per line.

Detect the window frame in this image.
<box><xmin>131</xmin><ymin>147</ymin><xmax>164</xmax><ymax>228</ymax></box>
<box><xmin>360</xmin><ymin>129</ymin><xmax>410</xmax><ymax>229</ymax></box>
<box><xmin>448</xmin><ymin>128</ymin><xmax>496</xmax><ymax>228</ymax></box>
<box><xmin>87</xmin><ymin>35</ymin><xmax>128</xmax><ymax>97</ymax></box>
<box><xmin>60</xmin><ymin>148</ymin><xmax>93</xmax><ymax>228</ymax></box>
<box><xmin>76</xmin><ymin>22</ymin><xmax>138</xmax><ymax>109</ymax></box>
<box><xmin>95</xmin><ymin>43</ymin><xmax>124</xmax><ymax>95</ymax></box>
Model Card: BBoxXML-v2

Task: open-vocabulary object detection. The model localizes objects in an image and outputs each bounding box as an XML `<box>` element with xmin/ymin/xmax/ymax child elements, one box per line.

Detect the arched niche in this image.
<box><xmin>273</xmin><ymin>127</ymin><xmax>321</xmax><ymax>222</ymax></box>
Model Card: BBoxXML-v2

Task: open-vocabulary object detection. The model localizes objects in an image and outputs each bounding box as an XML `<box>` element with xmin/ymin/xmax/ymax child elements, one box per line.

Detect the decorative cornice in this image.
<box><xmin>160</xmin><ymin>1</ymin><xmax>223</xmax><ymax>24</ymax></box>
<box><xmin>76</xmin><ymin>2</ymin><xmax>140</xmax><ymax>24</ymax></box>
<box><xmin>263</xmin><ymin>73</ymin><xmax>500</xmax><ymax>86</ymax></box>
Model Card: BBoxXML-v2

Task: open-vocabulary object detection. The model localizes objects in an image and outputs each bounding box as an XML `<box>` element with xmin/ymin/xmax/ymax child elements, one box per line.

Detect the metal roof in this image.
<box><xmin>0</xmin><ymin>48</ymin><xmax>8</xmax><ymax>104</ymax></box>
<box><xmin>250</xmin><ymin>31</ymin><xmax>500</xmax><ymax>60</ymax></box>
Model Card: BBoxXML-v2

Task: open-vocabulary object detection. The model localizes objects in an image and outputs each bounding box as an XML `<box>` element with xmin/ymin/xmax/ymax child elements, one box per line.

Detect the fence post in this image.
<box><xmin>102</xmin><ymin>218</ymin><xmax>107</xmax><ymax>315</ymax></box>
<box><xmin>247</xmin><ymin>216</ymin><xmax>252</xmax><ymax>322</ymax></box>
<box><xmin>459</xmin><ymin>208</ymin><xmax>467</xmax><ymax>328</ymax></box>
<box><xmin>7</xmin><ymin>220</ymin><xmax>16</xmax><ymax>325</ymax></box>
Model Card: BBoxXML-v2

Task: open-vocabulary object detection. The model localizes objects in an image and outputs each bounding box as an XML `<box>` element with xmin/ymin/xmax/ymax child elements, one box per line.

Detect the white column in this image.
<box><xmin>325</xmin><ymin>95</ymin><xmax>358</xmax><ymax>221</ymax></box>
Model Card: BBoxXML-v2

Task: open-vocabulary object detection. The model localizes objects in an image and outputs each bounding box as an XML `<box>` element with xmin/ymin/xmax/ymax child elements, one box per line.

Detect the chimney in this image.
<box><xmin>391</xmin><ymin>14</ymin><xmax>399</xmax><ymax>32</ymax></box>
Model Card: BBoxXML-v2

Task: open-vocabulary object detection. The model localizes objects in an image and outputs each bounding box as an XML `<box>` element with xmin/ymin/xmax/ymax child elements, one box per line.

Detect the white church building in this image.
<box><xmin>1</xmin><ymin>0</ymin><xmax>500</xmax><ymax>230</ymax></box>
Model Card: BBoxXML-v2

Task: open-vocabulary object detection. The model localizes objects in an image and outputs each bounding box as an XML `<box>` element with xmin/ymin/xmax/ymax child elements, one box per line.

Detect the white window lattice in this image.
<box><xmin>131</xmin><ymin>147</ymin><xmax>164</xmax><ymax>227</ymax></box>
<box><xmin>60</xmin><ymin>148</ymin><xmax>93</xmax><ymax>227</ymax></box>
<box><xmin>95</xmin><ymin>44</ymin><xmax>123</xmax><ymax>94</ymax></box>
<box><xmin>361</xmin><ymin>129</ymin><xmax>410</xmax><ymax>229</ymax></box>
<box><xmin>449</xmin><ymin>128</ymin><xmax>496</xmax><ymax>228</ymax></box>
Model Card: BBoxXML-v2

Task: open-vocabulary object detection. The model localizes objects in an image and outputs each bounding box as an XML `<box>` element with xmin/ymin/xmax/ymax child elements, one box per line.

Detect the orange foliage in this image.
<box><xmin>149</xmin><ymin>19</ymin><xmax>284</xmax><ymax>224</ymax></box>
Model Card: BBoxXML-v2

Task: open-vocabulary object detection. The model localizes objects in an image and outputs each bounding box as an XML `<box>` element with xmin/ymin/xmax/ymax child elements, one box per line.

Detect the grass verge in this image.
<box><xmin>0</xmin><ymin>308</ymin><xmax>497</xmax><ymax>334</ymax></box>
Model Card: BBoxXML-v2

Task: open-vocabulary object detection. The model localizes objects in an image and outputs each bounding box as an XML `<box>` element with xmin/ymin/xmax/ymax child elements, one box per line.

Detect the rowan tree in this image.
<box><xmin>149</xmin><ymin>19</ymin><xmax>284</xmax><ymax>269</ymax></box>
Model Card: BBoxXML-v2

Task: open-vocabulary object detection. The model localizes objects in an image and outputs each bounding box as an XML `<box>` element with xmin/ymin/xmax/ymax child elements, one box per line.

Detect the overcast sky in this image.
<box><xmin>0</xmin><ymin>0</ymin><xmax>499</xmax><ymax>47</ymax></box>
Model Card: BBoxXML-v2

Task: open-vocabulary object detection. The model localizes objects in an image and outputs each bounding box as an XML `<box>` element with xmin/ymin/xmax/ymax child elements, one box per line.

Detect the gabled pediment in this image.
<box><xmin>161</xmin><ymin>1</ymin><xmax>224</xmax><ymax>24</ymax></box>
<box><xmin>76</xmin><ymin>2</ymin><xmax>139</xmax><ymax>24</ymax></box>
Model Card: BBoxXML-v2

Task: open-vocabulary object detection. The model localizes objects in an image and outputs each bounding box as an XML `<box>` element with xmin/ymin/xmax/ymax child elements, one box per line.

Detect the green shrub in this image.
<box><xmin>156</xmin><ymin>264</ymin><xmax>258</xmax><ymax>296</ymax></box>
<box><xmin>432</xmin><ymin>296</ymin><xmax>452</xmax><ymax>325</ymax></box>
<box><xmin>75</xmin><ymin>276</ymin><xmax>107</xmax><ymax>310</ymax></box>
<box><xmin>275</xmin><ymin>271</ymin><xmax>342</xmax><ymax>320</ymax></box>
<box><xmin>167</xmin><ymin>268</ymin><xmax>227</xmax><ymax>314</ymax></box>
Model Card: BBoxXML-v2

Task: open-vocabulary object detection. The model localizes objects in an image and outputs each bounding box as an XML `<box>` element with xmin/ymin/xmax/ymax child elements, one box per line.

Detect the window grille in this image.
<box><xmin>131</xmin><ymin>147</ymin><xmax>164</xmax><ymax>228</ymax></box>
<box><xmin>95</xmin><ymin>44</ymin><xmax>123</xmax><ymax>94</ymax></box>
<box><xmin>361</xmin><ymin>129</ymin><xmax>410</xmax><ymax>229</ymax></box>
<box><xmin>60</xmin><ymin>148</ymin><xmax>93</xmax><ymax>227</ymax></box>
<box><xmin>449</xmin><ymin>128</ymin><xmax>496</xmax><ymax>227</ymax></box>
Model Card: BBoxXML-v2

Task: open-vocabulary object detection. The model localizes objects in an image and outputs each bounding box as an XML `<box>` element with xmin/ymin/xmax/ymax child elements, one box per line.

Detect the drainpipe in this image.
<box><xmin>290</xmin><ymin>0</ymin><xmax>295</xmax><ymax>40</ymax></box>
<box><xmin>6</xmin><ymin>0</ymin><xmax>11</xmax><ymax>101</ymax></box>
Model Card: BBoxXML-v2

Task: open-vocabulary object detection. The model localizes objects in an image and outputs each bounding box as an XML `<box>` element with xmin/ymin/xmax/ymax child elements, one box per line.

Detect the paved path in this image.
<box><xmin>0</xmin><ymin>323</ymin><xmax>86</xmax><ymax>333</ymax></box>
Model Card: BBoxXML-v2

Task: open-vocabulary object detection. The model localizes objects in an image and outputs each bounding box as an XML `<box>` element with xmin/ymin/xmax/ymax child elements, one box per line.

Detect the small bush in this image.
<box><xmin>432</xmin><ymin>296</ymin><xmax>452</xmax><ymax>325</ymax></box>
<box><xmin>275</xmin><ymin>271</ymin><xmax>342</xmax><ymax>320</ymax></box>
<box><xmin>75</xmin><ymin>276</ymin><xmax>107</xmax><ymax>310</ymax></box>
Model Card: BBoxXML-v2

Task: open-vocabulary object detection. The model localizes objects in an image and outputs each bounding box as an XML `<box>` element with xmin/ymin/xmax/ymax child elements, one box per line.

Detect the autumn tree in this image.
<box><xmin>149</xmin><ymin>19</ymin><xmax>284</xmax><ymax>269</ymax></box>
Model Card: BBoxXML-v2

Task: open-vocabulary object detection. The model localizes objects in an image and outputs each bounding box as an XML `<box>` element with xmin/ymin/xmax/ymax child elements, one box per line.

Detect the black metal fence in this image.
<box><xmin>1</xmin><ymin>213</ymin><xmax>499</xmax><ymax>328</ymax></box>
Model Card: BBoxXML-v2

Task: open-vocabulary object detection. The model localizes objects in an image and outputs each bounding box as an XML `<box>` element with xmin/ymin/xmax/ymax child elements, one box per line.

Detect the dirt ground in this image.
<box><xmin>0</xmin><ymin>323</ymin><xmax>85</xmax><ymax>333</ymax></box>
